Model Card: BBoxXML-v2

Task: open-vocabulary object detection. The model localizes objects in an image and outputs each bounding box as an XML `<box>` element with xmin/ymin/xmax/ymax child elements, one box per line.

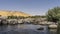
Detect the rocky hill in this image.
<box><xmin>0</xmin><ymin>10</ymin><xmax>31</xmax><ymax>17</ymax></box>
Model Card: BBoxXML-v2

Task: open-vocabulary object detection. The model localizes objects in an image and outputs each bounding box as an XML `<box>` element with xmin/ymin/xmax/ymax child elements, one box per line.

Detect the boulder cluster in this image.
<box><xmin>0</xmin><ymin>17</ymin><xmax>56</xmax><ymax>25</ymax></box>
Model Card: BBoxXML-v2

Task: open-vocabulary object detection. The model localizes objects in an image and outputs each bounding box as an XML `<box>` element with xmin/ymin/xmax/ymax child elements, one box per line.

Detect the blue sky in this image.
<box><xmin>0</xmin><ymin>0</ymin><xmax>59</xmax><ymax>15</ymax></box>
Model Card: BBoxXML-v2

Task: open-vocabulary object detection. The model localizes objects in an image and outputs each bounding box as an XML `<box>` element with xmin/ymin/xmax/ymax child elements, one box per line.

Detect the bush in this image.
<box><xmin>46</xmin><ymin>7</ymin><xmax>60</xmax><ymax>22</ymax></box>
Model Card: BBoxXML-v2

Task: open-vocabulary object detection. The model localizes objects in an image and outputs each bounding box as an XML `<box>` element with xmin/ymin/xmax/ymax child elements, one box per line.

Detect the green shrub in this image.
<box><xmin>46</xmin><ymin>7</ymin><xmax>60</xmax><ymax>22</ymax></box>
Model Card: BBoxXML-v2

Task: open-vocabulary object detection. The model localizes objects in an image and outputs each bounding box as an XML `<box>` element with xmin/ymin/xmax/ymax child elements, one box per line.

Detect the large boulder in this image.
<box><xmin>7</xmin><ymin>19</ymin><xmax>18</xmax><ymax>25</ymax></box>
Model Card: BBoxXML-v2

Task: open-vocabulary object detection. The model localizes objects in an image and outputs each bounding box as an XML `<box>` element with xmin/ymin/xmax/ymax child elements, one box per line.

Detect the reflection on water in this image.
<box><xmin>0</xmin><ymin>24</ymin><xmax>57</xmax><ymax>34</ymax></box>
<box><xmin>49</xmin><ymin>29</ymin><xmax>57</xmax><ymax>34</ymax></box>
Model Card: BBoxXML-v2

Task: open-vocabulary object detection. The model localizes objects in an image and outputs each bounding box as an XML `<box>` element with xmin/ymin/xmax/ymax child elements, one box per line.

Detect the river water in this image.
<box><xmin>0</xmin><ymin>24</ymin><xmax>57</xmax><ymax>34</ymax></box>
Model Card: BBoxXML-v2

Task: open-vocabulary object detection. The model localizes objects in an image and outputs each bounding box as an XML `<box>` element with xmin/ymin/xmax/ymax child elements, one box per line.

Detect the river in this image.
<box><xmin>0</xmin><ymin>24</ymin><xmax>57</xmax><ymax>34</ymax></box>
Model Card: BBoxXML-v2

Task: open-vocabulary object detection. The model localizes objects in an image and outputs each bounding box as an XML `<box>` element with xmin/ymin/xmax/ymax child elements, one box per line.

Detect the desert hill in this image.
<box><xmin>0</xmin><ymin>10</ymin><xmax>31</xmax><ymax>17</ymax></box>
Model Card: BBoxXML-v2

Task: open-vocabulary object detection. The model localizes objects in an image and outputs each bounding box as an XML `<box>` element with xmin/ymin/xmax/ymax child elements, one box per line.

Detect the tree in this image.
<box><xmin>46</xmin><ymin>7</ymin><xmax>60</xmax><ymax>34</ymax></box>
<box><xmin>46</xmin><ymin>7</ymin><xmax>60</xmax><ymax>22</ymax></box>
<box><xmin>7</xmin><ymin>15</ymin><xmax>17</xmax><ymax>19</ymax></box>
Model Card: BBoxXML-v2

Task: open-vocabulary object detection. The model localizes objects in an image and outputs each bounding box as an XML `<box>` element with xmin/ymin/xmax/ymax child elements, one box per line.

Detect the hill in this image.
<box><xmin>0</xmin><ymin>10</ymin><xmax>31</xmax><ymax>17</ymax></box>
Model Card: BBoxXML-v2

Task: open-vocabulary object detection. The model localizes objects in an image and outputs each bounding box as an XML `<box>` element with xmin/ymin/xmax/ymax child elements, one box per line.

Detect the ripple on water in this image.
<box><xmin>0</xmin><ymin>24</ymin><xmax>57</xmax><ymax>34</ymax></box>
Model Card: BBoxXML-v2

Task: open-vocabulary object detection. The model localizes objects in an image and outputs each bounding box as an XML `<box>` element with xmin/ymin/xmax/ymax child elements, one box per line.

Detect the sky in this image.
<box><xmin>0</xmin><ymin>0</ymin><xmax>59</xmax><ymax>15</ymax></box>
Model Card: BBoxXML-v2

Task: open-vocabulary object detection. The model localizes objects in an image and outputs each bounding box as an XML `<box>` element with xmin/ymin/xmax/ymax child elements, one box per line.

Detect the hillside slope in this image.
<box><xmin>0</xmin><ymin>10</ymin><xmax>31</xmax><ymax>17</ymax></box>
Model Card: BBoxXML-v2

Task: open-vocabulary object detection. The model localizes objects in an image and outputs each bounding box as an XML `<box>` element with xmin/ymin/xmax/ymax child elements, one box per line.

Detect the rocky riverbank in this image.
<box><xmin>0</xmin><ymin>18</ymin><xmax>57</xmax><ymax>29</ymax></box>
<box><xmin>0</xmin><ymin>18</ymin><xmax>56</xmax><ymax>24</ymax></box>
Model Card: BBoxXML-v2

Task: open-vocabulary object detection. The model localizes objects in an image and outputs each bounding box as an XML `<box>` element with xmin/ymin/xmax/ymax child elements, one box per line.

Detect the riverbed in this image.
<box><xmin>0</xmin><ymin>24</ymin><xmax>57</xmax><ymax>34</ymax></box>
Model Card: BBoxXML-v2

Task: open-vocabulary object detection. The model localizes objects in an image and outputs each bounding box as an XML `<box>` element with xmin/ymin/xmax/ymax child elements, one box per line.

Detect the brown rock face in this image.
<box><xmin>0</xmin><ymin>10</ymin><xmax>31</xmax><ymax>17</ymax></box>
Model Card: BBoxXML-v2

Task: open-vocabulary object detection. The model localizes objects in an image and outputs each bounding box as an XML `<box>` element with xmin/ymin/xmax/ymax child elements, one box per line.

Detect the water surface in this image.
<box><xmin>0</xmin><ymin>24</ymin><xmax>57</xmax><ymax>34</ymax></box>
